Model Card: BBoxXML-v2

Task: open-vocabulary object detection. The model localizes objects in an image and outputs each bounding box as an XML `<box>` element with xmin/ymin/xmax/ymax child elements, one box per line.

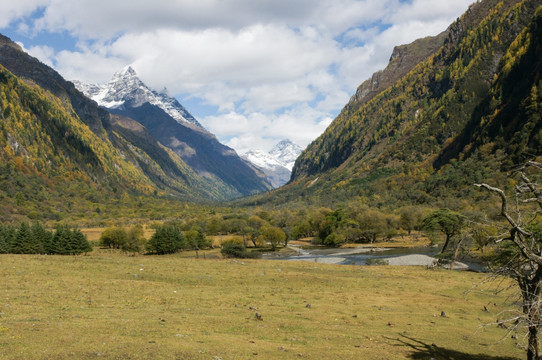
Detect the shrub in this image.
<box><xmin>122</xmin><ymin>225</ymin><xmax>146</xmax><ymax>254</ymax></box>
<box><xmin>323</xmin><ymin>232</ymin><xmax>345</xmax><ymax>247</ymax></box>
<box><xmin>365</xmin><ymin>258</ymin><xmax>389</xmax><ymax>265</ymax></box>
<box><xmin>221</xmin><ymin>242</ymin><xmax>260</xmax><ymax>259</ymax></box>
<box><xmin>99</xmin><ymin>227</ymin><xmax>128</xmax><ymax>249</ymax></box>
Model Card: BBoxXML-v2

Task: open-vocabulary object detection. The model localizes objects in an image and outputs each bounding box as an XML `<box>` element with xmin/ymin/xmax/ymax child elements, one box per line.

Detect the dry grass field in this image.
<box><xmin>0</xmin><ymin>251</ymin><xmax>524</xmax><ymax>359</ymax></box>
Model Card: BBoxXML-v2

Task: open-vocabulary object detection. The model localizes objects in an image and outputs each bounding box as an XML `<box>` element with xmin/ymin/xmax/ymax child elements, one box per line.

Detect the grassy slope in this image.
<box><xmin>0</xmin><ymin>253</ymin><xmax>522</xmax><ymax>359</ymax></box>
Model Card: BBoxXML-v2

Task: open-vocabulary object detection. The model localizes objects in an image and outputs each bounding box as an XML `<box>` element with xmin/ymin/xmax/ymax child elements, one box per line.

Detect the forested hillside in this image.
<box><xmin>255</xmin><ymin>0</ymin><xmax>542</xmax><ymax>210</ymax></box>
<box><xmin>0</xmin><ymin>37</ymin><xmax>263</xmax><ymax>222</ymax></box>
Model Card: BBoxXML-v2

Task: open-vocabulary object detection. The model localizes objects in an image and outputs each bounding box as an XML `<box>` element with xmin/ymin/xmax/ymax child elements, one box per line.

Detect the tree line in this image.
<box><xmin>98</xmin><ymin>224</ymin><xmax>212</xmax><ymax>255</ymax></box>
<box><xmin>0</xmin><ymin>222</ymin><xmax>91</xmax><ymax>255</ymax></box>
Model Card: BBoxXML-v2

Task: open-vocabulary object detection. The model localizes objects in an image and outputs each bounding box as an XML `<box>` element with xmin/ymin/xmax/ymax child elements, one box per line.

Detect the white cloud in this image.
<box><xmin>386</xmin><ymin>0</ymin><xmax>474</xmax><ymax>25</ymax></box>
<box><xmin>1</xmin><ymin>0</ymin><xmax>476</xmax><ymax>154</ymax></box>
<box><xmin>28</xmin><ymin>0</ymin><xmax>393</xmax><ymax>40</ymax></box>
<box><xmin>0</xmin><ymin>0</ymin><xmax>49</xmax><ymax>28</ymax></box>
<box><xmin>22</xmin><ymin>44</ymin><xmax>55</xmax><ymax>67</ymax></box>
<box><xmin>53</xmin><ymin>49</ymin><xmax>129</xmax><ymax>84</ymax></box>
<box><xmin>204</xmin><ymin>105</ymin><xmax>335</xmax><ymax>153</ymax></box>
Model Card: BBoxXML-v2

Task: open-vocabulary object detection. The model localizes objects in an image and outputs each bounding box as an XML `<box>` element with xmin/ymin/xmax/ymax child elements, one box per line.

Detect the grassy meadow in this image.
<box><xmin>0</xmin><ymin>251</ymin><xmax>524</xmax><ymax>360</ymax></box>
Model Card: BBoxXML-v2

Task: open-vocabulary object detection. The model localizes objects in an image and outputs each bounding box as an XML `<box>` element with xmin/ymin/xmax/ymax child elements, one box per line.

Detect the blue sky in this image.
<box><xmin>0</xmin><ymin>0</ymin><xmax>474</xmax><ymax>154</ymax></box>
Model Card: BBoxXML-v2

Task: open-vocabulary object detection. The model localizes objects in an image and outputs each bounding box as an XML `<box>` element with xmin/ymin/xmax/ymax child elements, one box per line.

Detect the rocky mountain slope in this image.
<box><xmin>75</xmin><ymin>68</ymin><xmax>272</xmax><ymax>197</ymax></box>
<box><xmin>73</xmin><ymin>66</ymin><xmax>202</xmax><ymax>128</ymax></box>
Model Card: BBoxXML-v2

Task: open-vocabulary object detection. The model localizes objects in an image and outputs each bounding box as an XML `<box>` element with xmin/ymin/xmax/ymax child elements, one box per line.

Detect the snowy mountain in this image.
<box><xmin>269</xmin><ymin>139</ymin><xmax>303</xmax><ymax>171</ymax></box>
<box><xmin>242</xmin><ymin>140</ymin><xmax>303</xmax><ymax>188</ymax></box>
<box><xmin>73</xmin><ymin>66</ymin><xmax>203</xmax><ymax>128</ymax></box>
<box><xmin>74</xmin><ymin>67</ymin><xmax>272</xmax><ymax>197</ymax></box>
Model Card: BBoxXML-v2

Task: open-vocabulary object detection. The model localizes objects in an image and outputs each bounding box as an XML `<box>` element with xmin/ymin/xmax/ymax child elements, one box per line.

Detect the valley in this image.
<box><xmin>0</xmin><ymin>0</ymin><xmax>542</xmax><ymax>359</ymax></box>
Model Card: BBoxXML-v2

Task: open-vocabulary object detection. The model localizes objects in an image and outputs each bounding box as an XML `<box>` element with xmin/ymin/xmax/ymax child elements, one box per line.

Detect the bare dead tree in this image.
<box><xmin>475</xmin><ymin>160</ymin><xmax>542</xmax><ymax>360</ymax></box>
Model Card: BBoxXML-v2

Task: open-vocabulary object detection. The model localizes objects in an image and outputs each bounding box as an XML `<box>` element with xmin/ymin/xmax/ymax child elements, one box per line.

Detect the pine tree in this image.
<box><xmin>49</xmin><ymin>225</ymin><xmax>92</xmax><ymax>255</ymax></box>
<box><xmin>51</xmin><ymin>225</ymin><xmax>71</xmax><ymax>255</ymax></box>
<box><xmin>30</xmin><ymin>222</ymin><xmax>50</xmax><ymax>254</ymax></box>
<box><xmin>0</xmin><ymin>224</ymin><xmax>15</xmax><ymax>253</ymax></box>
<box><xmin>11</xmin><ymin>222</ymin><xmax>41</xmax><ymax>254</ymax></box>
<box><xmin>72</xmin><ymin>228</ymin><xmax>92</xmax><ymax>254</ymax></box>
<box><xmin>146</xmin><ymin>224</ymin><xmax>186</xmax><ymax>254</ymax></box>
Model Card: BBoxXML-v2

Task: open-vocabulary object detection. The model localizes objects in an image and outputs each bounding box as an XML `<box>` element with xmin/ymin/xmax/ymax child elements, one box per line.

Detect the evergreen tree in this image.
<box><xmin>146</xmin><ymin>224</ymin><xmax>186</xmax><ymax>254</ymax></box>
<box><xmin>51</xmin><ymin>225</ymin><xmax>71</xmax><ymax>255</ymax></box>
<box><xmin>11</xmin><ymin>222</ymin><xmax>41</xmax><ymax>254</ymax></box>
<box><xmin>71</xmin><ymin>228</ymin><xmax>92</xmax><ymax>254</ymax></box>
<box><xmin>0</xmin><ymin>224</ymin><xmax>15</xmax><ymax>253</ymax></box>
<box><xmin>30</xmin><ymin>222</ymin><xmax>50</xmax><ymax>254</ymax></box>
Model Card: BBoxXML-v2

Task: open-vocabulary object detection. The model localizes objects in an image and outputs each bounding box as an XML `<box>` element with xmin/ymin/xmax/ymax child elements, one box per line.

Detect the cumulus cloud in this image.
<box><xmin>204</xmin><ymin>105</ymin><xmax>334</xmax><ymax>154</ymax></box>
<box><xmin>0</xmin><ymin>0</ymin><xmax>49</xmax><ymax>28</ymax></box>
<box><xmin>1</xmin><ymin>0</ymin><xmax>475</xmax><ymax>153</ymax></box>
<box><xmin>27</xmin><ymin>0</ymin><xmax>395</xmax><ymax>39</ymax></box>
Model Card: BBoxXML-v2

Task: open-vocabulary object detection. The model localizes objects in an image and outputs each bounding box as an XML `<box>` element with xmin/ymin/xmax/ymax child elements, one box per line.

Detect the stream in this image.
<box><xmin>263</xmin><ymin>245</ymin><xmax>486</xmax><ymax>271</ymax></box>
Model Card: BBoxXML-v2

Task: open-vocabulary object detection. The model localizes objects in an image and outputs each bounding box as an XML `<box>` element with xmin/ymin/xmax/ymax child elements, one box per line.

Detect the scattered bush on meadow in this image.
<box><xmin>123</xmin><ymin>225</ymin><xmax>146</xmax><ymax>254</ymax></box>
<box><xmin>220</xmin><ymin>239</ymin><xmax>260</xmax><ymax>259</ymax></box>
<box><xmin>99</xmin><ymin>225</ymin><xmax>146</xmax><ymax>254</ymax></box>
<box><xmin>99</xmin><ymin>227</ymin><xmax>127</xmax><ymax>249</ymax></box>
<box><xmin>184</xmin><ymin>228</ymin><xmax>211</xmax><ymax>250</ymax></box>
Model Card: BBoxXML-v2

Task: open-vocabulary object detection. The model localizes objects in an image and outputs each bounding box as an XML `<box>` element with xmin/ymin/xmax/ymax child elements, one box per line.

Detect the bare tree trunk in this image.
<box><xmin>521</xmin><ymin>278</ymin><xmax>541</xmax><ymax>360</ymax></box>
<box><xmin>450</xmin><ymin>237</ymin><xmax>464</xmax><ymax>271</ymax></box>
<box><xmin>475</xmin><ymin>162</ymin><xmax>542</xmax><ymax>360</ymax></box>
<box><xmin>528</xmin><ymin>325</ymin><xmax>539</xmax><ymax>360</ymax></box>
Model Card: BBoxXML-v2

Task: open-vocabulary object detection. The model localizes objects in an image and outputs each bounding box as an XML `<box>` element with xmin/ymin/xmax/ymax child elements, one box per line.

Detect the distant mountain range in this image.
<box><xmin>242</xmin><ymin>140</ymin><xmax>303</xmax><ymax>188</ymax></box>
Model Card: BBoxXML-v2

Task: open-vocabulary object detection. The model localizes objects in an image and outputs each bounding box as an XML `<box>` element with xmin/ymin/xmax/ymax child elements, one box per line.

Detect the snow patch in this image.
<box><xmin>73</xmin><ymin>66</ymin><xmax>203</xmax><ymax>128</ymax></box>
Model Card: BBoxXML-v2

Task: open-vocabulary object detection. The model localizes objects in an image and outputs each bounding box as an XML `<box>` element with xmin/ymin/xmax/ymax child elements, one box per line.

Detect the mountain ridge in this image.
<box><xmin>244</xmin><ymin>0</ymin><xmax>542</xmax><ymax>210</ymax></box>
<box><xmin>73</xmin><ymin>66</ymin><xmax>203</xmax><ymax>129</ymax></box>
<box><xmin>291</xmin><ymin>0</ymin><xmax>533</xmax><ymax>180</ymax></box>
<box><xmin>75</xmin><ymin>68</ymin><xmax>272</xmax><ymax>197</ymax></box>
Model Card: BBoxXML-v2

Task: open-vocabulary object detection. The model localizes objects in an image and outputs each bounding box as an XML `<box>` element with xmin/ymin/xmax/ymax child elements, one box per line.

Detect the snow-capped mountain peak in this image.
<box><xmin>243</xmin><ymin>149</ymin><xmax>283</xmax><ymax>170</ymax></box>
<box><xmin>241</xmin><ymin>139</ymin><xmax>303</xmax><ymax>188</ymax></box>
<box><xmin>73</xmin><ymin>66</ymin><xmax>202</xmax><ymax>128</ymax></box>
<box><xmin>269</xmin><ymin>139</ymin><xmax>303</xmax><ymax>170</ymax></box>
